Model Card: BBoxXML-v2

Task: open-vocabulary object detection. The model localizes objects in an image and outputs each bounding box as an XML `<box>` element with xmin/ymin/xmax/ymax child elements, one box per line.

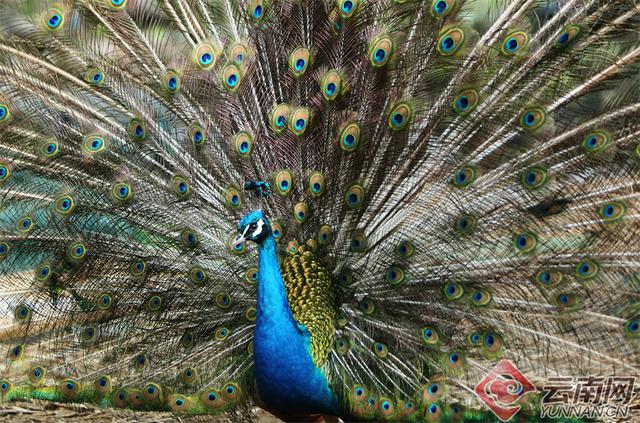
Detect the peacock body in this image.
<box><xmin>0</xmin><ymin>0</ymin><xmax>639</xmax><ymax>421</ymax></box>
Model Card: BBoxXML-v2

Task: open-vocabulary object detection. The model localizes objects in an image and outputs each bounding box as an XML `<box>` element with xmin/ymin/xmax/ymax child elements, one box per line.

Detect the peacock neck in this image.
<box><xmin>256</xmin><ymin>235</ymin><xmax>299</xmax><ymax>335</ymax></box>
<box><xmin>253</xmin><ymin>233</ymin><xmax>337</xmax><ymax>415</ymax></box>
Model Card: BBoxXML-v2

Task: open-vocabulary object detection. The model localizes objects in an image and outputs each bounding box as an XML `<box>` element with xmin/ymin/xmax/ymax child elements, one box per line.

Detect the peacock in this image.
<box><xmin>0</xmin><ymin>0</ymin><xmax>639</xmax><ymax>421</ymax></box>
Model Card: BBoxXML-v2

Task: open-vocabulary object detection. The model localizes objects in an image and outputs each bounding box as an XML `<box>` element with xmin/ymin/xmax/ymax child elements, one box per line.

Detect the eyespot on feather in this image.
<box><xmin>43</xmin><ymin>8</ymin><xmax>64</xmax><ymax>30</ymax></box>
<box><xmin>344</xmin><ymin>184</ymin><xmax>365</xmax><ymax>208</ymax></box>
<box><xmin>307</xmin><ymin>171</ymin><xmax>325</xmax><ymax>197</ymax></box>
<box><xmin>293</xmin><ymin>202</ymin><xmax>310</xmax><ymax>224</ymax></box>
<box><xmin>388</xmin><ymin>102</ymin><xmax>413</xmax><ymax>131</ymax></box>
<box><xmin>289</xmin><ymin>107</ymin><xmax>312</xmax><ymax>136</ymax></box>
<box><xmin>437</xmin><ymin>27</ymin><xmax>465</xmax><ymax>56</ymax></box>
<box><xmin>454</xmin><ymin>213</ymin><xmax>477</xmax><ymax>235</ymax></box>
<box><xmin>221</xmin><ymin>64</ymin><xmax>242</xmax><ymax>91</ymax></box>
<box><xmin>452</xmin><ymin>88</ymin><xmax>479</xmax><ymax>116</ymax></box>
<box><xmin>369</xmin><ymin>36</ymin><xmax>394</xmax><ymax>67</ymax></box>
<box><xmin>582</xmin><ymin>130</ymin><xmax>611</xmax><ymax>154</ymax></box>
<box><xmin>188</xmin><ymin>123</ymin><xmax>206</xmax><ymax>148</ymax></box>
<box><xmin>162</xmin><ymin>70</ymin><xmax>181</xmax><ymax>93</ymax></box>
<box><xmin>193</xmin><ymin>43</ymin><xmax>217</xmax><ymax>70</ymax></box>
<box><xmin>597</xmin><ymin>201</ymin><xmax>625</xmax><ymax>223</ymax></box>
<box><xmin>172</xmin><ymin>175</ymin><xmax>192</xmax><ymax>199</ymax></box>
<box><xmin>534</xmin><ymin>269</ymin><xmax>563</xmax><ymax>288</ymax></box>
<box><xmin>289</xmin><ymin>47</ymin><xmax>312</xmax><ymax>77</ymax></box>
<box><xmin>233</xmin><ymin>131</ymin><xmax>253</xmax><ymax>158</ymax></box>
<box><xmin>452</xmin><ymin>165</ymin><xmax>477</xmax><ymax>188</ymax></box>
<box><xmin>338</xmin><ymin>121</ymin><xmax>361</xmax><ymax>152</ymax></box>
<box><xmin>336</xmin><ymin>0</ymin><xmax>359</xmax><ymax>19</ymax></box>
<box><xmin>513</xmin><ymin>231</ymin><xmax>537</xmax><ymax>254</ymax></box>
<box><xmin>127</xmin><ymin>118</ymin><xmax>147</xmax><ymax>142</ymax></box>
<box><xmin>521</xmin><ymin>167</ymin><xmax>548</xmax><ymax>190</ymax></box>
<box><xmin>430</xmin><ymin>0</ymin><xmax>457</xmax><ymax>18</ymax></box>
<box><xmin>519</xmin><ymin>107</ymin><xmax>546</xmax><ymax>130</ymax></box>
<box><xmin>321</xmin><ymin>70</ymin><xmax>344</xmax><ymax>101</ymax></box>
<box><xmin>443</xmin><ymin>281</ymin><xmax>464</xmax><ymax>301</ymax></box>
<box><xmin>270</xmin><ymin>104</ymin><xmax>291</xmax><ymax>133</ymax></box>
<box><xmin>501</xmin><ymin>31</ymin><xmax>529</xmax><ymax>56</ymax></box>
<box><xmin>554</xmin><ymin>24</ymin><xmax>581</xmax><ymax>48</ymax></box>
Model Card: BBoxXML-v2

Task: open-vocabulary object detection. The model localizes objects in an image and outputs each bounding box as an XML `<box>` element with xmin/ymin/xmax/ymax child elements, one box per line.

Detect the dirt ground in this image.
<box><xmin>0</xmin><ymin>401</ymin><xmax>285</xmax><ymax>422</ymax></box>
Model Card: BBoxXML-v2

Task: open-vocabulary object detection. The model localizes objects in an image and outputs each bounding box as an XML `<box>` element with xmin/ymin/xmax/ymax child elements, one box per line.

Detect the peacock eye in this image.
<box><xmin>249</xmin><ymin>223</ymin><xmax>257</xmax><ymax>230</ymax></box>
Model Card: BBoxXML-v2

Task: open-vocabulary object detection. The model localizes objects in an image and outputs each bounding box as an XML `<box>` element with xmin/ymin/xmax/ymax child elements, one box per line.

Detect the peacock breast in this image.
<box><xmin>282</xmin><ymin>245</ymin><xmax>337</xmax><ymax>367</ymax></box>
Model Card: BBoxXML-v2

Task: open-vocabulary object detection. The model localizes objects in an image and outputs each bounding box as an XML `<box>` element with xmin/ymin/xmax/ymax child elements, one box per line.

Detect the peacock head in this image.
<box><xmin>233</xmin><ymin>210</ymin><xmax>270</xmax><ymax>246</ymax></box>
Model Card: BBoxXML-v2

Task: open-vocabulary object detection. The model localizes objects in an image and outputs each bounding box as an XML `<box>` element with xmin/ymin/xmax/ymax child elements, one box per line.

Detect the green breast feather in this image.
<box><xmin>282</xmin><ymin>245</ymin><xmax>336</xmax><ymax>367</ymax></box>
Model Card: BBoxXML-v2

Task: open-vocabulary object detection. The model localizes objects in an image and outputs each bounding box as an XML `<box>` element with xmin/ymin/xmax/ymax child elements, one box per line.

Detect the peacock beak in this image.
<box><xmin>232</xmin><ymin>226</ymin><xmax>250</xmax><ymax>247</ymax></box>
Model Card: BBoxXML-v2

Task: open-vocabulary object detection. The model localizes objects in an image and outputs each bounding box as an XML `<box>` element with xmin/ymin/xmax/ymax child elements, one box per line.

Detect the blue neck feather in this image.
<box><xmin>253</xmin><ymin>234</ymin><xmax>337</xmax><ymax>414</ymax></box>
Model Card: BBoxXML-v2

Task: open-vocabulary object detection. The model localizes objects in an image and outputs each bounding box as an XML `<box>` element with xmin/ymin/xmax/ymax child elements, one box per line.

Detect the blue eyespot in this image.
<box><xmin>295</xmin><ymin>119</ymin><xmax>305</xmax><ymax>130</ymax></box>
<box><xmin>505</xmin><ymin>37</ymin><xmax>519</xmax><ymax>52</ymax></box>
<box><xmin>523</xmin><ymin>112</ymin><xmax>535</xmax><ymax>127</ymax></box>
<box><xmin>342</xmin><ymin>0</ymin><xmax>353</xmax><ymax>12</ymax></box>
<box><xmin>559</xmin><ymin>294</ymin><xmax>569</xmax><ymax>304</ymax></box>
<box><xmin>344</xmin><ymin>134</ymin><xmax>355</xmax><ymax>146</ymax></box>
<box><xmin>579</xmin><ymin>263</ymin><xmax>590</xmax><ymax>275</ymax></box>
<box><xmin>449</xmin><ymin>353</ymin><xmax>459</xmax><ymax>363</ymax></box>
<box><xmin>47</xmin><ymin>14</ymin><xmax>62</xmax><ymax>29</ymax></box>
<box><xmin>326</xmin><ymin>83</ymin><xmax>337</xmax><ymax>95</ymax></box>
<box><xmin>0</xmin><ymin>107</ymin><xmax>6</xmax><ymax>119</ymax></box>
<box><xmin>485</xmin><ymin>334</ymin><xmax>495</xmax><ymax>345</ymax></box>
<box><xmin>253</xmin><ymin>5</ymin><xmax>263</xmax><ymax>18</ymax></box>
<box><xmin>457</xmin><ymin>96</ymin><xmax>469</xmax><ymax>110</ymax></box>
<box><xmin>276</xmin><ymin>116</ymin><xmax>286</xmax><ymax>127</ymax></box>
<box><xmin>231</xmin><ymin>194</ymin><xmax>239</xmax><ymax>205</ymax></box>
<box><xmin>227</xmin><ymin>74</ymin><xmax>238</xmax><ymax>87</ymax></box>
<box><xmin>434</xmin><ymin>0</ymin><xmax>448</xmax><ymax>14</ymax></box>
<box><xmin>168</xmin><ymin>77</ymin><xmax>177</xmax><ymax>90</ymax></box>
<box><xmin>441</xmin><ymin>36</ymin><xmax>454</xmax><ymax>52</ymax></box>
<box><xmin>200</xmin><ymin>53</ymin><xmax>213</xmax><ymax>65</ymax></box>
<box><xmin>374</xmin><ymin>49</ymin><xmax>386</xmax><ymax>63</ymax></box>
<box><xmin>557</xmin><ymin>33</ymin><xmax>569</xmax><ymax>45</ymax></box>
<box><xmin>208</xmin><ymin>392</ymin><xmax>217</xmax><ymax>400</ymax></box>
<box><xmin>295</xmin><ymin>59</ymin><xmax>305</xmax><ymax>70</ymax></box>
<box><xmin>392</xmin><ymin>113</ymin><xmax>404</xmax><ymax>126</ymax></box>
<box><xmin>429</xmin><ymin>384</ymin><xmax>438</xmax><ymax>393</ymax></box>
<box><xmin>429</xmin><ymin>404</ymin><xmax>438</xmax><ymax>413</ymax></box>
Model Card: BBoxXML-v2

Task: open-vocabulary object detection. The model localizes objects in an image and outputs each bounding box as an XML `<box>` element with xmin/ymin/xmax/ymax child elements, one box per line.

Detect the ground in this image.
<box><xmin>0</xmin><ymin>401</ymin><xmax>285</xmax><ymax>422</ymax></box>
